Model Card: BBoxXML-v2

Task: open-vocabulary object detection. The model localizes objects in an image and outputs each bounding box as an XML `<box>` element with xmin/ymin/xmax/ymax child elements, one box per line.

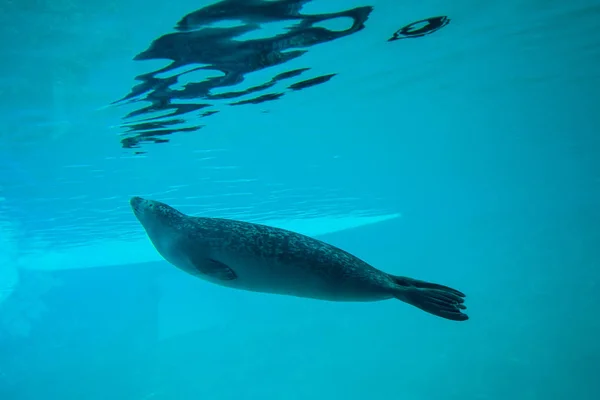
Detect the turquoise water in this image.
<box><xmin>1</xmin><ymin>0</ymin><xmax>599</xmax><ymax>398</ymax></box>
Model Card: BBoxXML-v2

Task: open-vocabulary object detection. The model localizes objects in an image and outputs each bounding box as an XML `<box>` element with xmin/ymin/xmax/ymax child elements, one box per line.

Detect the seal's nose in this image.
<box><xmin>130</xmin><ymin>196</ymin><xmax>144</xmax><ymax>209</ymax></box>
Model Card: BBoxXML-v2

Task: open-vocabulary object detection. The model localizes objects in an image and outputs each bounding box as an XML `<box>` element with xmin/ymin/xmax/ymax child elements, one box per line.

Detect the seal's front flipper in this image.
<box><xmin>389</xmin><ymin>275</ymin><xmax>468</xmax><ymax>321</ymax></box>
<box><xmin>189</xmin><ymin>256</ymin><xmax>237</xmax><ymax>280</ymax></box>
<box><xmin>207</xmin><ymin>259</ymin><xmax>237</xmax><ymax>280</ymax></box>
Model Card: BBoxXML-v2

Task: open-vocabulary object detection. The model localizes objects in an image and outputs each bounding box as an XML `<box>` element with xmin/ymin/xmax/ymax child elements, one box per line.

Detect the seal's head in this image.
<box><xmin>130</xmin><ymin>196</ymin><xmax>185</xmax><ymax>233</ymax></box>
<box><xmin>130</xmin><ymin>197</ymin><xmax>190</xmax><ymax>262</ymax></box>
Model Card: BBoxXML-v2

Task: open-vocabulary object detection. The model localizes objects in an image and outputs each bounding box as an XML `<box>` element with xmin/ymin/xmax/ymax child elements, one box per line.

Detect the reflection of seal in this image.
<box><xmin>130</xmin><ymin>197</ymin><xmax>468</xmax><ymax>321</ymax></box>
<box><xmin>388</xmin><ymin>16</ymin><xmax>450</xmax><ymax>41</ymax></box>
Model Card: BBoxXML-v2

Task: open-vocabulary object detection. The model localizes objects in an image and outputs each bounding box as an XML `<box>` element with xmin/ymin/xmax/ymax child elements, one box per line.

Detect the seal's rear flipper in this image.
<box><xmin>389</xmin><ymin>275</ymin><xmax>468</xmax><ymax>321</ymax></box>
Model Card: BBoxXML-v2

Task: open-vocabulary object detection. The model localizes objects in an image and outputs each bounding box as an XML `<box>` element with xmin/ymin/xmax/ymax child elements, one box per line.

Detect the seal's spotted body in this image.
<box><xmin>130</xmin><ymin>197</ymin><xmax>469</xmax><ymax>321</ymax></box>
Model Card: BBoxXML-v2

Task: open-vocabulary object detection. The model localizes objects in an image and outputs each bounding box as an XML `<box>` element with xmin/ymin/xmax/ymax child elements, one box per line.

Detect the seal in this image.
<box><xmin>130</xmin><ymin>196</ymin><xmax>468</xmax><ymax>321</ymax></box>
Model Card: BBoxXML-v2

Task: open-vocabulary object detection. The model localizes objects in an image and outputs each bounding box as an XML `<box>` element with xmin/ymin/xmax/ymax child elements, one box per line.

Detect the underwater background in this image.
<box><xmin>1</xmin><ymin>0</ymin><xmax>599</xmax><ymax>399</ymax></box>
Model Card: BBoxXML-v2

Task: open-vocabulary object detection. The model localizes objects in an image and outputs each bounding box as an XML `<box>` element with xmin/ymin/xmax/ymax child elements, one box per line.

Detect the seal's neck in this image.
<box><xmin>138</xmin><ymin>210</ymin><xmax>186</xmax><ymax>251</ymax></box>
<box><xmin>142</xmin><ymin>220</ymin><xmax>181</xmax><ymax>260</ymax></box>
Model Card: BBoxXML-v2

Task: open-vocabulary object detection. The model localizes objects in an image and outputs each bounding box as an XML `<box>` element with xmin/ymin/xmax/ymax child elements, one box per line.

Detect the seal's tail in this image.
<box><xmin>389</xmin><ymin>275</ymin><xmax>468</xmax><ymax>321</ymax></box>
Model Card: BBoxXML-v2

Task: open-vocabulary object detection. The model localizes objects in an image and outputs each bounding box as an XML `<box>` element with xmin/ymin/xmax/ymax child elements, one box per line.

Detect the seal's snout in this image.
<box><xmin>130</xmin><ymin>196</ymin><xmax>143</xmax><ymax>207</ymax></box>
<box><xmin>130</xmin><ymin>196</ymin><xmax>146</xmax><ymax>215</ymax></box>
<box><xmin>130</xmin><ymin>197</ymin><xmax>183</xmax><ymax>232</ymax></box>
